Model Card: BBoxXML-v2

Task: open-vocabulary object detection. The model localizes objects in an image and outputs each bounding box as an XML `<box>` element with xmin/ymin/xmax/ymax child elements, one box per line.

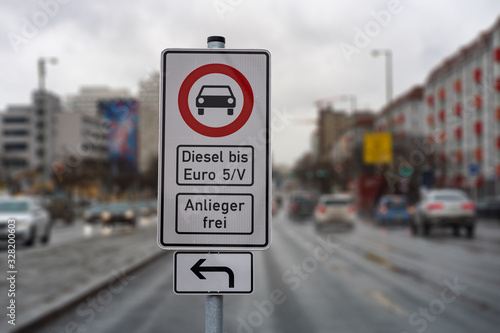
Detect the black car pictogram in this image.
<box><xmin>195</xmin><ymin>85</ymin><xmax>236</xmax><ymax>115</ymax></box>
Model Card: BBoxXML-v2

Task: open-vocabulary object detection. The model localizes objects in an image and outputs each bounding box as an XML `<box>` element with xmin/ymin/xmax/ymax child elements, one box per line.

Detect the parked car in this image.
<box><xmin>100</xmin><ymin>202</ymin><xmax>137</xmax><ymax>227</ymax></box>
<box><xmin>314</xmin><ymin>193</ymin><xmax>356</xmax><ymax>230</ymax></box>
<box><xmin>0</xmin><ymin>196</ymin><xmax>51</xmax><ymax>246</ymax></box>
<box><xmin>287</xmin><ymin>192</ymin><xmax>317</xmax><ymax>220</ymax></box>
<box><xmin>83</xmin><ymin>203</ymin><xmax>107</xmax><ymax>224</ymax></box>
<box><xmin>375</xmin><ymin>195</ymin><xmax>413</xmax><ymax>226</ymax></box>
<box><xmin>476</xmin><ymin>197</ymin><xmax>500</xmax><ymax>221</ymax></box>
<box><xmin>411</xmin><ymin>189</ymin><xmax>475</xmax><ymax>238</ymax></box>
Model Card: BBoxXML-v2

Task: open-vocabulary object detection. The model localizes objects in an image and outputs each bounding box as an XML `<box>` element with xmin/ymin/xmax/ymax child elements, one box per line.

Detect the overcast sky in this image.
<box><xmin>1</xmin><ymin>0</ymin><xmax>500</xmax><ymax>166</ymax></box>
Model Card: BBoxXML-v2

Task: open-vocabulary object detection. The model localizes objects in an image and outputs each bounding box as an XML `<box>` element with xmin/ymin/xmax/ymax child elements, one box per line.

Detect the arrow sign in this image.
<box><xmin>191</xmin><ymin>259</ymin><xmax>235</xmax><ymax>288</ymax></box>
<box><xmin>174</xmin><ymin>252</ymin><xmax>253</xmax><ymax>294</ymax></box>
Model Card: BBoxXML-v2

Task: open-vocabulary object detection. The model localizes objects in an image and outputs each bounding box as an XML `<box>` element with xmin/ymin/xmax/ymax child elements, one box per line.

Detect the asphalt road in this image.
<box><xmin>35</xmin><ymin>212</ymin><xmax>500</xmax><ymax>333</ymax></box>
<box><xmin>14</xmin><ymin>216</ymin><xmax>156</xmax><ymax>250</ymax></box>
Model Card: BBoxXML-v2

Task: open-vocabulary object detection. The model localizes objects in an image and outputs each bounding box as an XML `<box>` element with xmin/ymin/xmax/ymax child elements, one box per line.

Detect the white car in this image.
<box><xmin>314</xmin><ymin>193</ymin><xmax>356</xmax><ymax>230</ymax></box>
<box><xmin>412</xmin><ymin>189</ymin><xmax>475</xmax><ymax>238</ymax></box>
<box><xmin>0</xmin><ymin>197</ymin><xmax>52</xmax><ymax>246</ymax></box>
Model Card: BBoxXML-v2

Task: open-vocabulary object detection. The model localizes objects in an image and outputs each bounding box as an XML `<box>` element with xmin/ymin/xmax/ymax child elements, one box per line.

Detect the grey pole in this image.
<box><xmin>37</xmin><ymin>57</ymin><xmax>57</xmax><ymax>202</ymax></box>
<box><xmin>205</xmin><ymin>36</ymin><xmax>225</xmax><ymax>333</ymax></box>
<box><xmin>206</xmin><ymin>294</ymin><xmax>223</xmax><ymax>333</ymax></box>
<box><xmin>207</xmin><ymin>35</ymin><xmax>226</xmax><ymax>49</ymax></box>
<box><xmin>386</xmin><ymin>50</ymin><xmax>393</xmax><ymax>104</ymax></box>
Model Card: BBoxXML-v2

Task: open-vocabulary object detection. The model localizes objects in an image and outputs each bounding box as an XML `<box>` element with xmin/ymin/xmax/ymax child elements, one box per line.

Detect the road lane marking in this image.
<box><xmin>369</xmin><ymin>290</ymin><xmax>408</xmax><ymax>316</ymax></box>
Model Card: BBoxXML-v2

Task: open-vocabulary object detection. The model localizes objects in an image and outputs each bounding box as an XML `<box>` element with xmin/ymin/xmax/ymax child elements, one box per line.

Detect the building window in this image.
<box><xmin>473</xmin><ymin>68</ymin><xmax>482</xmax><ymax>83</ymax></box>
<box><xmin>3</xmin><ymin>159</ymin><xmax>28</xmax><ymax>168</ymax></box>
<box><xmin>4</xmin><ymin>143</ymin><xmax>28</xmax><ymax>152</ymax></box>
<box><xmin>3</xmin><ymin>117</ymin><xmax>28</xmax><ymax>124</ymax></box>
<box><xmin>3</xmin><ymin>129</ymin><xmax>29</xmax><ymax>136</ymax></box>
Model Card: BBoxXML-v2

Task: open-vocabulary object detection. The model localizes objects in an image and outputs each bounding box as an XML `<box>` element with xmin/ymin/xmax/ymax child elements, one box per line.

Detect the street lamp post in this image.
<box><xmin>37</xmin><ymin>57</ymin><xmax>58</xmax><ymax>197</ymax></box>
<box><xmin>340</xmin><ymin>94</ymin><xmax>360</xmax><ymax>178</ymax></box>
<box><xmin>371</xmin><ymin>49</ymin><xmax>393</xmax><ymax>104</ymax></box>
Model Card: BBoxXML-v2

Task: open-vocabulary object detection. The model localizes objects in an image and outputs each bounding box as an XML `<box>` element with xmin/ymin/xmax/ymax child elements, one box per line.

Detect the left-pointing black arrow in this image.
<box><xmin>191</xmin><ymin>259</ymin><xmax>235</xmax><ymax>288</ymax></box>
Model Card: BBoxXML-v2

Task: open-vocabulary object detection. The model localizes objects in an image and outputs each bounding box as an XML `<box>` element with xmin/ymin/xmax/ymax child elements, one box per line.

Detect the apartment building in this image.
<box><xmin>138</xmin><ymin>72</ymin><xmax>160</xmax><ymax>174</ymax></box>
<box><xmin>424</xmin><ymin>18</ymin><xmax>500</xmax><ymax>196</ymax></box>
<box><xmin>374</xmin><ymin>86</ymin><xmax>425</xmax><ymax>140</ymax></box>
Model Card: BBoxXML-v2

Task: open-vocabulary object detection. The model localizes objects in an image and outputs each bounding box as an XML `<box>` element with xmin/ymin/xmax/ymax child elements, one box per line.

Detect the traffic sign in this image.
<box><xmin>469</xmin><ymin>163</ymin><xmax>479</xmax><ymax>177</ymax></box>
<box><xmin>363</xmin><ymin>132</ymin><xmax>393</xmax><ymax>164</ymax></box>
<box><xmin>158</xmin><ymin>49</ymin><xmax>271</xmax><ymax>250</ymax></box>
<box><xmin>174</xmin><ymin>252</ymin><xmax>253</xmax><ymax>294</ymax></box>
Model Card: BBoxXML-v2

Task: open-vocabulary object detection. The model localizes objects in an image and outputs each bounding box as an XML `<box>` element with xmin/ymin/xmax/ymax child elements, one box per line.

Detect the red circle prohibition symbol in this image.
<box><xmin>178</xmin><ymin>63</ymin><xmax>254</xmax><ymax>137</ymax></box>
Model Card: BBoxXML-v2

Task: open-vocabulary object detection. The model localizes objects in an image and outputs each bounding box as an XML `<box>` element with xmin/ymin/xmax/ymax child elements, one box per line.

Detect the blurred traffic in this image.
<box><xmin>1</xmin><ymin>2</ymin><xmax>500</xmax><ymax>332</ymax></box>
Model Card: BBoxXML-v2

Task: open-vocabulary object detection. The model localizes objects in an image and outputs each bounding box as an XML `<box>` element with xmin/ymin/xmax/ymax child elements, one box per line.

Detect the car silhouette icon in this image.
<box><xmin>196</xmin><ymin>85</ymin><xmax>236</xmax><ymax>115</ymax></box>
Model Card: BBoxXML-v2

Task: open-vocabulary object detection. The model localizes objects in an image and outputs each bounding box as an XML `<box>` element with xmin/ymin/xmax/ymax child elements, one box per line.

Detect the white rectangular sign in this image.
<box><xmin>174</xmin><ymin>252</ymin><xmax>253</xmax><ymax>294</ymax></box>
<box><xmin>158</xmin><ymin>49</ymin><xmax>271</xmax><ymax>250</ymax></box>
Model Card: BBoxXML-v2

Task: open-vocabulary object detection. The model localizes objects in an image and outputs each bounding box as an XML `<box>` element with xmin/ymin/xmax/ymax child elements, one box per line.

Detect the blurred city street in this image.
<box><xmin>25</xmin><ymin>211</ymin><xmax>500</xmax><ymax>333</ymax></box>
<box><xmin>2</xmin><ymin>1</ymin><xmax>500</xmax><ymax>333</ymax></box>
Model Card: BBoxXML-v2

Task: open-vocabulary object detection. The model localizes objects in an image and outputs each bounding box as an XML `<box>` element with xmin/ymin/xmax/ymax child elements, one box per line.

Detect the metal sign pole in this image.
<box><xmin>206</xmin><ymin>294</ymin><xmax>223</xmax><ymax>333</ymax></box>
<box><xmin>205</xmin><ymin>36</ymin><xmax>226</xmax><ymax>333</ymax></box>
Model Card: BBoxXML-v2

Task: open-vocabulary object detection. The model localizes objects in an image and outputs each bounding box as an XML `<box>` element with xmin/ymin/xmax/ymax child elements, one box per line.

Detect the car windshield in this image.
<box><xmin>200</xmin><ymin>86</ymin><xmax>231</xmax><ymax>96</ymax></box>
<box><xmin>109</xmin><ymin>203</ymin><xmax>131</xmax><ymax>212</ymax></box>
<box><xmin>0</xmin><ymin>200</ymin><xmax>29</xmax><ymax>213</ymax></box>
<box><xmin>293</xmin><ymin>197</ymin><xmax>314</xmax><ymax>204</ymax></box>
<box><xmin>432</xmin><ymin>194</ymin><xmax>466</xmax><ymax>202</ymax></box>
<box><xmin>89</xmin><ymin>204</ymin><xmax>104</xmax><ymax>212</ymax></box>
<box><xmin>324</xmin><ymin>199</ymin><xmax>351</xmax><ymax>205</ymax></box>
<box><xmin>384</xmin><ymin>196</ymin><xmax>408</xmax><ymax>208</ymax></box>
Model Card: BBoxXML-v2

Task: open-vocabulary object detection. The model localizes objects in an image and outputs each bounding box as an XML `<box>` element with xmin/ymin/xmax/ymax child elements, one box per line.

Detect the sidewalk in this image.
<box><xmin>0</xmin><ymin>224</ymin><xmax>163</xmax><ymax>333</ymax></box>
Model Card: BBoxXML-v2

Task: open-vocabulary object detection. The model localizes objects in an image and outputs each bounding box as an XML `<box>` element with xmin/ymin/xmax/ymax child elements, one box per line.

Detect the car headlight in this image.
<box><xmin>198</xmin><ymin>97</ymin><xmax>204</xmax><ymax>104</ymax></box>
<box><xmin>124</xmin><ymin>210</ymin><xmax>135</xmax><ymax>219</ymax></box>
<box><xmin>227</xmin><ymin>97</ymin><xmax>234</xmax><ymax>104</ymax></box>
<box><xmin>101</xmin><ymin>211</ymin><xmax>111</xmax><ymax>221</ymax></box>
<box><xmin>16</xmin><ymin>220</ymin><xmax>30</xmax><ymax>231</ymax></box>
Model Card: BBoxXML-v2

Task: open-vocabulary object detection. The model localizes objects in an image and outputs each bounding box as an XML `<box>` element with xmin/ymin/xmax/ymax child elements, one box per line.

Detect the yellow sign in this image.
<box><xmin>363</xmin><ymin>132</ymin><xmax>392</xmax><ymax>164</ymax></box>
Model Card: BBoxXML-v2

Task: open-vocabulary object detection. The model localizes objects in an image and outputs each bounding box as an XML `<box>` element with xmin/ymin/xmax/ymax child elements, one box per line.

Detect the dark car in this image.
<box><xmin>83</xmin><ymin>203</ymin><xmax>107</xmax><ymax>224</ymax></box>
<box><xmin>46</xmin><ymin>190</ymin><xmax>75</xmax><ymax>224</ymax></box>
<box><xmin>288</xmin><ymin>192</ymin><xmax>317</xmax><ymax>221</ymax></box>
<box><xmin>196</xmin><ymin>85</ymin><xmax>236</xmax><ymax>115</ymax></box>
<box><xmin>100</xmin><ymin>202</ymin><xmax>137</xmax><ymax>227</ymax></box>
<box><xmin>476</xmin><ymin>197</ymin><xmax>500</xmax><ymax>221</ymax></box>
<box><xmin>374</xmin><ymin>195</ymin><xmax>413</xmax><ymax>226</ymax></box>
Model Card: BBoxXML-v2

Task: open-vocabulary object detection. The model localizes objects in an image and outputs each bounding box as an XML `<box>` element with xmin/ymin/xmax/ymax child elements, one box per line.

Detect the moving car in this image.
<box><xmin>314</xmin><ymin>193</ymin><xmax>356</xmax><ymax>230</ymax></box>
<box><xmin>47</xmin><ymin>198</ymin><xmax>75</xmax><ymax>224</ymax></box>
<box><xmin>476</xmin><ymin>197</ymin><xmax>500</xmax><ymax>221</ymax></box>
<box><xmin>375</xmin><ymin>195</ymin><xmax>413</xmax><ymax>226</ymax></box>
<box><xmin>0</xmin><ymin>196</ymin><xmax>51</xmax><ymax>246</ymax></box>
<box><xmin>287</xmin><ymin>192</ymin><xmax>317</xmax><ymax>221</ymax></box>
<box><xmin>83</xmin><ymin>203</ymin><xmax>107</xmax><ymax>224</ymax></box>
<box><xmin>46</xmin><ymin>189</ymin><xmax>75</xmax><ymax>224</ymax></box>
<box><xmin>100</xmin><ymin>202</ymin><xmax>137</xmax><ymax>227</ymax></box>
<box><xmin>411</xmin><ymin>189</ymin><xmax>475</xmax><ymax>238</ymax></box>
<box><xmin>196</xmin><ymin>85</ymin><xmax>236</xmax><ymax>115</ymax></box>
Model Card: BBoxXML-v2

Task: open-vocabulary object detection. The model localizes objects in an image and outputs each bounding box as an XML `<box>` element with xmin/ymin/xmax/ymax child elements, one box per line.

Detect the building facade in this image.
<box><xmin>424</xmin><ymin>19</ymin><xmax>500</xmax><ymax>196</ymax></box>
<box><xmin>65</xmin><ymin>86</ymin><xmax>130</xmax><ymax>116</ymax></box>
<box><xmin>374</xmin><ymin>86</ymin><xmax>424</xmax><ymax>140</ymax></box>
<box><xmin>0</xmin><ymin>105</ymin><xmax>36</xmax><ymax>176</ymax></box>
<box><xmin>138</xmin><ymin>72</ymin><xmax>160</xmax><ymax>174</ymax></box>
<box><xmin>316</xmin><ymin>107</ymin><xmax>349</xmax><ymax>164</ymax></box>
